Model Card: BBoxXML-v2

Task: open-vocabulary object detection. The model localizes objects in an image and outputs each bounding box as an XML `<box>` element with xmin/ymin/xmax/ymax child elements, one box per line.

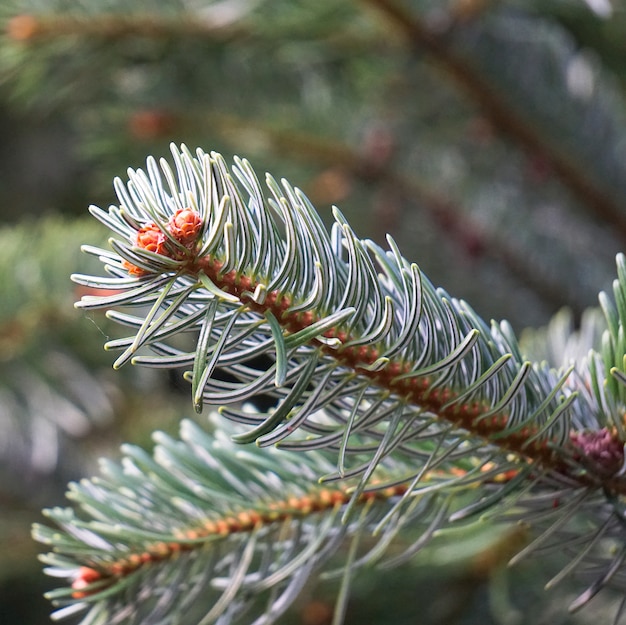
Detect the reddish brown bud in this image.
<box><xmin>71</xmin><ymin>566</ymin><xmax>101</xmax><ymax>599</ymax></box>
<box><xmin>122</xmin><ymin>222</ymin><xmax>169</xmax><ymax>276</ymax></box>
<box><xmin>135</xmin><ymin>223</ymin><xmax>167</xmax><ymax>255</ymax></box>
<box><xmin>122</xmin><ymin>259</ymin><xmax>148</xmax><ymax>276</ymax></box>
<box><xmin>167</xmin><ymin>208</ymin><xmax>202</xmax><ymax>246</ymax></box>
<box><xmin>570</xmin><ymin>428</ymin><xmax>624</xmax><ymax>476</ymax></box>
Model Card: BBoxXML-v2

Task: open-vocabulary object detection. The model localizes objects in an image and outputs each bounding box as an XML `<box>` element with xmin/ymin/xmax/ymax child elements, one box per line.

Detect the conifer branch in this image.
<box><xmin>34</xmin><ymin>415</ymin><xmax>625</xmax><ymax>625</ymax></box>
<box><xmin>72</xmin><ymin>144</ymin><xmax>620</xmax><ymax>488</ymax></box>
<box><xmin>40</xmin><ymin>143</ymin><xmax>626</xmax><ymax>622</ymax></box>
<box><xmin>6</xmin><ymin>12</ymin><xmax>246</xmax><ymax>43</ymax></box>
<box><xmin>0</xmin><ymin>218</ymin><xmax>117</xmax><ymax>488</ymax></box>
<box><xmin>34</xmin><ymin>417</ymin><xmax>444</xmax><ymax>625</ymax></box>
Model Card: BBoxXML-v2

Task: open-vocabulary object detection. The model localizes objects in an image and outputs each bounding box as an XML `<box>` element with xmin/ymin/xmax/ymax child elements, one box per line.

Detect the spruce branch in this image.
<box><xmin>0</xmin><ymin>218</ymin><xmax>116</xmax><ymax>490</ymax></box>
<box><xmin>6</xmin><ymin>11</ymin><xmax>247</xmax><ymax>43</ymax></box>
<box><xmin>52</xmin><ymin>144</ymin><xmax>626</xmax><ymax>620</ymax></box>
<box><xmin>34</xmin><ymin>417</ymin><xmax>449</xmax><ymax>625</ymax></box>
<box><xmin>34</xmin><ymin>415</ymin><xmax>625</xmax><ymax>625</ymax></box>
<box><xmin>72</xmin><ymin>144</ymin><xmax>618</xmax><ymax>485</ymax></box>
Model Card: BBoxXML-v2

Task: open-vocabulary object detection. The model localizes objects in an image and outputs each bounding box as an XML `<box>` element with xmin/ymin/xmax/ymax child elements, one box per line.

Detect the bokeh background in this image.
<box><xmin>1</xmin><ymin>1</ymin><xmax>626</xmax><ymax>623</ymax></box>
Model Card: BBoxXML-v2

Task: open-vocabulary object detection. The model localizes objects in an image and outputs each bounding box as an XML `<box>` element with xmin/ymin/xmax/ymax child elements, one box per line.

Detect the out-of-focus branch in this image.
<box><xmin>5</xmin><ymin>12</ymin><xmax>247</xmax><ymax>42</ymax></box>
<box><xmin>5</xmin><ymin>11</ymin><xmax>393</xmax><ymax>55</ymax></box>
<box><xmin>360</xmin><ymin>0</ymin><xmax>626</xmax><ymax>240</ymax></box>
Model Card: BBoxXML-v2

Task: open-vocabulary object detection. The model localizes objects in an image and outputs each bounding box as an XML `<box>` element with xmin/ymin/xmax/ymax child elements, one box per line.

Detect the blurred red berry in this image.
<box><xmin>6</xmin><ymin>14</ymin><xmax>41</xmax><ymax>41</ymax></box>
<box><xmin>128</xmin><ymin>109</ymin><xmax>177</xmax><ymax>141</ymax></box>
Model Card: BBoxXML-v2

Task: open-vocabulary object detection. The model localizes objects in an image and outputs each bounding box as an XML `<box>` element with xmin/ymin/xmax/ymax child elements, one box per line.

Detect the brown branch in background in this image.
<box><xmin>188</xmin><ymin>111</ymin><xmax>584</xmax><ymax>316</ymax></box>
<box><xmin>5</xmin><ymin>11</ymin><xmax>391</xmax><ymax>55</ymax></box>
<box><xmin>6</xmin><ymin>13</ymin><xmax>247</xmax><ymax>42</ymax></box>
<box><xmin>360</xmin><ymin>0</ymin><xmax>626</xmax><ymax>240</ymax></box>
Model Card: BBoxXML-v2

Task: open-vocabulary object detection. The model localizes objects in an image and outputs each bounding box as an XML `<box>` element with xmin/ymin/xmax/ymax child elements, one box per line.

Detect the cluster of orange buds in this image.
<box><xmin>122</xmin><ymin>207</ymin><xmax>203</xmax><ymax>276</ymax></box>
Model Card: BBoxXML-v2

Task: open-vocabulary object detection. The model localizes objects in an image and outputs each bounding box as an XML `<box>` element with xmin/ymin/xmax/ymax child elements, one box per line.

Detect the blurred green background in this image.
<box><xmin>1</xmin><ymin>1</ymin><xmax>626</xmax><ymax>623</ymax></box>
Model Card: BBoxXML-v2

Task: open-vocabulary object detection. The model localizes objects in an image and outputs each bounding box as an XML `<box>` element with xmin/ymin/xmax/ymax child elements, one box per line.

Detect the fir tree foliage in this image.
<box><xmin>0</xmin><ymin>218</ymin><xmax>116</xmax><ymax>497</ymax></box>
<box><xmin>37</xmin><ymin>144</ymin><xmax>626</xmax><ymax>624</ymax></box>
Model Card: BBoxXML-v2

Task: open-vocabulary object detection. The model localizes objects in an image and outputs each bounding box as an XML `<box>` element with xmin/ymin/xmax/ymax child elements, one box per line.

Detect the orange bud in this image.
<box><xmin>71</xmin><ymin>566</ymin><xmax>101</xmax><ymax>599</ymax></box>
<box><xmin>167</xmin><ymin>208</ymin><xmax>202</xmax><ymax>246</ymax></box>
<box><xmin>122</xmin><ymin>259</ymin><xmax>148</xmax><ymax>276</ymax></box>
<box><xmin>135</xmin><ymin>223</ymin><xmax>168</xmax><ymax>255</ymax></box>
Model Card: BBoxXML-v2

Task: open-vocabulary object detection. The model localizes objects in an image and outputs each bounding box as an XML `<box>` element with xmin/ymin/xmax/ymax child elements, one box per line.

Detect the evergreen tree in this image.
<box><xmin>3</xmin><ymin>1</ymin><xmax>626</xmax><ymax>624</ymax></box>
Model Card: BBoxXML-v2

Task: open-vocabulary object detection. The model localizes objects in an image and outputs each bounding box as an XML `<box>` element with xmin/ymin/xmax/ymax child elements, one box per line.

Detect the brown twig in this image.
<box><xmin>69</xmin><ymin>482</ymin><xmax>408</xmax><ymax>598</ymax></box>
